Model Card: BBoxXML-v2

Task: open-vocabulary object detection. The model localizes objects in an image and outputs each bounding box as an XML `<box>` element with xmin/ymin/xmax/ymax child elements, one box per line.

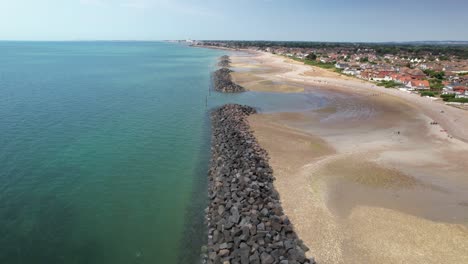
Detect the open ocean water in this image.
<box><xmin>0</xmin><ymin>42</ymin><xmax>327</xmax><ymax>263</ymax></box>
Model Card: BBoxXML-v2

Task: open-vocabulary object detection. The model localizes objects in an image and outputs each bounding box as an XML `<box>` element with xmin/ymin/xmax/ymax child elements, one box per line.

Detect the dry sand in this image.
<box><xmin>230</xmin><ymin>51</ymin><xmax>468</xmax><ymax>263</ymax></box>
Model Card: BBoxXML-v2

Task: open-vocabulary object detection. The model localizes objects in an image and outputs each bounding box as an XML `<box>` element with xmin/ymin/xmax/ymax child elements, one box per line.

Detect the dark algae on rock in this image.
<box><xmin>213</xmin><ymin>56</ymin><xmax>245</xmax><ymax>93</ymax></box>
<box><xmin>204</xmin><ymin>104</ymin><xmax>315</xmax><ymax>264</ymax></box>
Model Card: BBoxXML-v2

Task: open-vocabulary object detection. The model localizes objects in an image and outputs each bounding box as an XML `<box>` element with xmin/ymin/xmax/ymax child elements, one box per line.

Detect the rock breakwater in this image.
<box><xmin>213</xmin><ymin>56</ymin><xmax>245</xmax><ymax>93</ymax></box>
<box><xmin>205</xmin><ymin>104</ymin><xmax>315</xmax><ymax>264</ymax></box>
<box><xmin>213</xmin><ymin>68</ymin><xmax>245</xmax><ymax>93</ymax></box>
<box><xmin>218</xmin><ymin>55</ymin><xmax>231</xmax><ymax>67</ymax></box>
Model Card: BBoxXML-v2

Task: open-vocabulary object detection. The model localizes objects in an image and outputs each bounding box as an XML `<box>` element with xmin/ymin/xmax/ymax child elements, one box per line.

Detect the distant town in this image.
<box><xmin>189</xmin><ymin>40</ymin><xmax>468</xmax><ymax>104</ymax></box>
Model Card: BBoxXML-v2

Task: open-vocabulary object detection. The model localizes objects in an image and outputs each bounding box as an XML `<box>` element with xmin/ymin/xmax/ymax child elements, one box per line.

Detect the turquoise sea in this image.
<box><xmin>0</xmin><ymin>42</ymin><xmax>327</xmax><ymax>263</ymax></box>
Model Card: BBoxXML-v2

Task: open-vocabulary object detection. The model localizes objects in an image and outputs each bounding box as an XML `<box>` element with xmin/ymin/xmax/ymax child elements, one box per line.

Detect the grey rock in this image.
<box><xmin>218</xmin><ymin>249</ymin><xmax>230</xmax><ymax>257</ymax></box>
<box><xmin>203</xmin><ymin>104</ymin><xmax>313</xmax><ymax>264</ymax></box>
<box><xmin>260</xmin><ymin>252</ymin><xmax>275</xmax><ymax>264</ymax></box>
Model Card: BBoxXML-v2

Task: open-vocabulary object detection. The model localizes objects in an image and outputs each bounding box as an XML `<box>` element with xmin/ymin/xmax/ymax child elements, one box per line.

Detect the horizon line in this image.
<box><xmin>1</xmin><ymin>39</ymin><xmax>468</xmax><ymax>44</ymax></box>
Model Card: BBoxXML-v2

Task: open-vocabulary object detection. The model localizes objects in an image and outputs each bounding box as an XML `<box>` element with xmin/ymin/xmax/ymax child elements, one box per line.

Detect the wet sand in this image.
<box><xmin>231</xmin><ymin>51</ymin><xmax>468</xmax><ymax>143</ymax></box>
<box><xmin>232</xmin><ymin>51</ymin><xmax>468</xmax><ymax>263</ymax></box>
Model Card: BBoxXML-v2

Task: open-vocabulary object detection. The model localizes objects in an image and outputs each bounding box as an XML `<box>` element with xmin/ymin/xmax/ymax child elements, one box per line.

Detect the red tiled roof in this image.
<box><xmin>411</xmin><ymin>80</ymin><xmax>430</xmax><ymax>87</ymax></box>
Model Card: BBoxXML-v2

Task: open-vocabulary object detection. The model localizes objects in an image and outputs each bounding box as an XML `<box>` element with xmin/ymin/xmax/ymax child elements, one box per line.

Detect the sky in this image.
<box><xmin>0</xmin><ymin>0</ymin><xmax>467</xmax><ymax>42</ymax></box>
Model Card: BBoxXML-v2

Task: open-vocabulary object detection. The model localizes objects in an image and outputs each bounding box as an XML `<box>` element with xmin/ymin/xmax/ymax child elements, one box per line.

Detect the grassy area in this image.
<box><xmin>334</xmin><ymin>68</ymin><xmax>344</xmax><ymax>74</ymax></box>
<box><xmin>420</xmin><ymin>91</ymin><xmax>438</xmax><ymax>97</ymax></box>
<box><xmin>376</xmin><ymin>80</ymin><xmax>402</xmax><ymax>88</ymax></box>
<box><xmin>448</xmin><ymin>98</ymin><xmax>468</xmax><ymax>103</ymax></box>
<box><xmin>304</xmin><ymin>59</ymin><xmax>336</xmax><ymax>69</ymax></box>
<box><xmin>441</xmin><ymin>94</ymin><xmax>455</xmax><ymax>101</ymax></box>
<box><xmin>289</xmin><ymin>56</ymin><xmax>341</xmax><ymax>72</ymax></box>
<box><xmin>441</xmin><ymin>94</ymin><xmax>468</xmax><ymax>103</ymax></box>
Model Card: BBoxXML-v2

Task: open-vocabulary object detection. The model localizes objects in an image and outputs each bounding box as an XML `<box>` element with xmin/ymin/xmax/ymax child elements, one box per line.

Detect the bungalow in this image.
<box><xmin>390</xmin><ymin>73</ymin><xmax>404</xmax><ymax>82</ymax></box>
<box><xmin>343</xmin><ymin>68</ymin><xmax>360</xmax><ymax>76</ymax></box>
<box><xmin>294</xmin><ymin>53</ymin><xmax>307</xmax><ymax>60</ymax></box>
<box><xmin>401</xmin><ymin>68</ymin><xmax>426</xmax><ymax>80</ymax></box>
<box><xmin>445</xmin><ymin>82</ymin><xmax>463</xmax><ymax>90</ymax></box>
<box><xmin>320</xmin><ymin>57</ymin><xmax>333</xmax><ymax>63</ymax></box>
<box><xmin>373</xmin><ymin>71</ymin><xmax>395</xmax><ymax>81</ymax></box>
<box><xmin>406</xmin><ymin>80</ymin><xmax>430</xmax><ymax>90</ymax></box>
<box><xmin>393</xmin><ymin>75</ymin><xmax>413</xmax><ymax>84</ymax></box>
<box><xmin>335</xmin><ymin>63</ymin><xmax>350</xmax><ymax>69</ymax></box>
<box><xmin>442</xmin><ymin>85</ymin><xmax>455</xmax><ymax>95</ymax></box>
<box><xmin>373</xmin><ymin>72</ymin><xmax>389</xmax><ymax>82</ymax></box>
<box><xmin>454</xmin><ymin>86</ymin><xmax>468</xmax><ymax>98</ymax></box>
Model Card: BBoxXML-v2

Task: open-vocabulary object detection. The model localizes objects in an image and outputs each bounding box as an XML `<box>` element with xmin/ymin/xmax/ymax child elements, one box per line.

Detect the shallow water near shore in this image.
<box><xmin>0</xmin><ymin>42</ymin><xmax>331</xmax><ymax>263</ymax></box>
<box><xmin>209</xmin><ymin>90</ymin><xmax>330</xmax><ymax>113</ymax></box>
<box><xmin>0</xmin><ymin>42</ymin><xmax>216</xmax><ymax>264</ymax></box>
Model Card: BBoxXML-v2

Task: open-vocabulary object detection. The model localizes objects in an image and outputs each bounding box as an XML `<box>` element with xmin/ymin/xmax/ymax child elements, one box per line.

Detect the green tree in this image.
<box><xmin>424</xmin><ymin>69</ymin><xmax>445</xmax><ymax>80</ymax></box>
<box><xmin>306</xmin><ymin>53</ymin><xmax>317</xmax><ymax>61</ymax></box>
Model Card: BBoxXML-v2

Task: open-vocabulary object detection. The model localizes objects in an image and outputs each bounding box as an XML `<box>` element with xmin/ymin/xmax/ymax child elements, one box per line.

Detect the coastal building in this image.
<box><xmin>406</xmin><ymin>80</ymin><xmax>430</xmax><ymax>90</ymax></box>
<box><xmin>391</xmin><ymin>74</ymin><xmax>413</xmax><ymax>84</ymax></box>
<box><xmin>335</xmin><ymin>63</ymin><xmax>350</xmax><ymax>69</ymax></box>
<box><xmin>443</xmin><ymin>83</ymin><xmax>462</xmax><ymax>94</ymax></box>
<box><xmin>454</xmin><ymin>86</ymin><xmax>468</xmax><ymax>98</ymax></box>
<box><xmin>343</xmin><ymin>68</ymin><xmax>360</xmax><ymax>76</ymax></box>
<box><xmin>373</xmin><ymin>71</ymin><xmax>393</xmax><ymax>81</ymax></box>
<box><xmin>401</xmin><ymin>68</ymin><xmax>426</xmax><ymax>80</ymax></box>
<box><xmin>320</xmin><ymin>57</ymin><xmax>333</xmax><ymax>63</ymax></box>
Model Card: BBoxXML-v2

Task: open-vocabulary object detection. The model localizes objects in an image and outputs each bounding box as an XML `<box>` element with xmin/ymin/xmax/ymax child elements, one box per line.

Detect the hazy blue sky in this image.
<box><xmin>0</xmin><ymin>0</ymin><xmax>467</xmax><ymax>41</ymax></box>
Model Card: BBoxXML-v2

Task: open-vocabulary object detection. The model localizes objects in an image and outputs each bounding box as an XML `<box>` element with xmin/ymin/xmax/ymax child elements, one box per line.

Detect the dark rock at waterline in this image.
<box><xmin>203</xmin><ymin>104</ymin><xmax>315</xmax><ymax>264</ymax></box>
<box><xmin>218</xmin><ymin>60</ymin><xmax>230</xmax><ymax>67</ymax></box>
<box><xmin>213</xmin><ymin>55</ymin><xmax>244</xmax><ymax>93</ymax></box>
<box><xmin>213</xmin><ymin>68</ymin><xmax>245</xmax><ymax>93</ymax></box>
<box><xmin>218</xmin><ymin>55</ymin><xmax>231</xmax><ymax>67</ymax></box>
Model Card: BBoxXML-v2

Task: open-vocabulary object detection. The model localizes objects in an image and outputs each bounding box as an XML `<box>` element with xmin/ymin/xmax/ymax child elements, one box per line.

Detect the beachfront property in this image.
<box><xmin>342</xmin><ymin>68</ymin><xmax>360</xmax><ymax>76</ymax></box>
<box><xmin>334</xmin><ymin>63</ymin><xmax>350</xmax><ymax>69</ymax></box>
<box><xmin>197</xmin><ymin>40</ymin><xmax>468</xmax><ymax>109</ymax></box>
<box><xmin>406</xmin><ymin>79</ymin><xmax>431</xmax><ymax>90</ymax></box>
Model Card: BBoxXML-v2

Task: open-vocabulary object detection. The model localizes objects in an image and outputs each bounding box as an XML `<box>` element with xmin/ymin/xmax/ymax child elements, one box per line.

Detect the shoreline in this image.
<box><xmin>226</xmin><ymin>50</ymin><xmax>468</xmax><ymax>263</ymax></box>
<box><xmin>229</xmin><ymin>51</ymin><xmax>468</xmax><ymax>143</ymax></box>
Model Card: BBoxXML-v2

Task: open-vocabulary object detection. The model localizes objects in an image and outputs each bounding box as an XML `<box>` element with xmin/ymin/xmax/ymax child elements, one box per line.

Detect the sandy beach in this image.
<box><xmin>230</xmin><ymin>51</ymin><xmax>468</xmax><ymax>263</ymax></box>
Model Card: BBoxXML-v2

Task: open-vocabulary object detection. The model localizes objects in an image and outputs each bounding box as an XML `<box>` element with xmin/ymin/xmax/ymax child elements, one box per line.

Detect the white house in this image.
<box><xmin>406</xmin><ymin>80</ymin><xmax>430</xmax><ymax>90</ymax></box>
<box><xmin>335</xmin><ymin>63</ymin><xmax>350</xmax><ymax>69</ymax></box>
<box><xmin>343</xmin><ymin>69</ymin><xmax>360</xmax><ymax>76</ymax></box>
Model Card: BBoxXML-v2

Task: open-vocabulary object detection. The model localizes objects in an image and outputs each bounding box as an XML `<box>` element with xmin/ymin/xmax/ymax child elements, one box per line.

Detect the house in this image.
<box><xmin>320</xmin><ymin>57</ymin><xmax>333</xmax><ymax>63</ymax></box>
<box><xmin>295</xmin><ymin>53</ymin><xmax>307</xmax><ymax>60</ymax></box>
<box><xmin>373</xmin><ymin>71</ymin><xmax>390</xmax><ymax>81</ymax></box>
<box><xmin>335</xmin><ymin>63</ymin><xmax>350</xmax><ymax>69</ymax></box>
<box><xmin>401</xmin><ymin>68</ymin><xmax>426</xmax><ymax>80</ymax></box>
<box><xmin>419</xmin><ymin>64</ymin><xmax>428</xmax><ymax>70</ymax></box>
<box><xmin>343</xmin><ymin>68</ymin><xmax>360</xmax><ymax>76</ymax></box>
<box><xmin>442</xmin><ymin>85</ymin><xmax>456</xmax><ymax>95</ymax></box>
<box><xmin>454</xmin><ymin>86</ymin><xmax>468</xmax><ymax>98</ymax></box>
<box><xmin>390</xmin><ymin>73</ymin><xmax>409</xmax><ymax>83</ymax></box>
<box><xmin>358</xmin><ymin>70</ymin><xmax>372</xmax><ymax>80</ymax></box>
<box><xmin>406</xmin><ymin>80</ymin><xmax>430</xmax><ymax>90</ymax></box>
